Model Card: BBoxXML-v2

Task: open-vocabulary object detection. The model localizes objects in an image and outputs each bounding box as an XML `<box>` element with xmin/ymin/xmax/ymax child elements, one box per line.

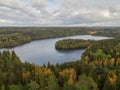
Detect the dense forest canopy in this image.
<box><xmin>0</xmin><ymin>27</ymin><xmax>120</xmax><ymax>90</ymax></box>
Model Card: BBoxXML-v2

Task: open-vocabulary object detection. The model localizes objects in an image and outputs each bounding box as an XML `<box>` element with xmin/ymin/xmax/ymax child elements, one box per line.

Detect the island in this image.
<box><xmin>55</xmin><ymin>39</ymin><xmax>93</xmax><ymax>50</ymax></box>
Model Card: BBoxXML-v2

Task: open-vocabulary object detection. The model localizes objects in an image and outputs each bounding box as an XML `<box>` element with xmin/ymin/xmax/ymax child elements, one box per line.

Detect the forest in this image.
<box><xmin>0</xmin><ymin>27</ymin><xmax>120</xmax><ymax>90</ymax></box>
<box><xmin>0</xmin><ymin>51</ymin><xmax>98</xmax><ymax>90</ymax></box>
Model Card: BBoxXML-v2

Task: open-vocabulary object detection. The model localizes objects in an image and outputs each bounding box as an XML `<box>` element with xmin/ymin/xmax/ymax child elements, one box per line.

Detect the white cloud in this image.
<box><xmin>0</xmin><ymin>0</ymin><xmax>120</xmax><ymax>26</ymax></box>
<box><xmin>0</xmin><ymin>19</ymin><xmax>6</xmax><ymax>23</ymax></box>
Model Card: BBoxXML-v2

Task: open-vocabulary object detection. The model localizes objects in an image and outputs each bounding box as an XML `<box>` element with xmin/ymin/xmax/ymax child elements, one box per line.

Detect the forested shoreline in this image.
<box><xmin>0</xmin><ymin>33</ymin><xmax>31</xmax><ymax>48</ymax></box>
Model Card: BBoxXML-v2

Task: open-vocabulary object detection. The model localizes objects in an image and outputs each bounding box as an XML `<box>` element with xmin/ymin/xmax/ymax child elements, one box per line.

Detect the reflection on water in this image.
<box><xmin>56</xmin><ymin>48</ymin><xmax>85</xmax><ymax>53</ymax></box>
<box><xmin>0</xmin><ymin>35</ymin><xmax>111</xmax><ymax>66</ymax></box>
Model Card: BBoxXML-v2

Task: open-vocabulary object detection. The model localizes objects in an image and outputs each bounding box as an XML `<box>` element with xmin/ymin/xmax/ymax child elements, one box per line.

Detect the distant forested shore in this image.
<box><xmin>0</xmin><ymin>27</ymin><xmax>120</xmax><ymax>48</ymax></box>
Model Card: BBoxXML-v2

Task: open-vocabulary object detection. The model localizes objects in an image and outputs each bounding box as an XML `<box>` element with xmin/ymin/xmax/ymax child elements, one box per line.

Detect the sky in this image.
<box><xmin>0</xmin><ymin>0</ymin><xmax>120</xmax><ymax>26</ymax></box>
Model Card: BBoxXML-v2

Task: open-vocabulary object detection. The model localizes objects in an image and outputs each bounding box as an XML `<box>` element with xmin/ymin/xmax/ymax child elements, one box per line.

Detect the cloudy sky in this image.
<box><xmin>0</xmin><ymin>0</ymin><xmax>120</xmax><ymax>26</ymax></box>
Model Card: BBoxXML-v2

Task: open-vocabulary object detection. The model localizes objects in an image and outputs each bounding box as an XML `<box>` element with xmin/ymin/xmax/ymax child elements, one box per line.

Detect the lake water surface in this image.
<box><xmin>0</xmin><ymin>35</ymin><xmax>111</xmax><ymax>66</ymax></box>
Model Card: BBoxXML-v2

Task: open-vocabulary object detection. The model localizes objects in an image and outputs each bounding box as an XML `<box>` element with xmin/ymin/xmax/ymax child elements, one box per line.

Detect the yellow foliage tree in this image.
<box><xmin>109</xmin><ymin>58</ymin><xmax>115</xmax><ymax>66</ymax></box>
<box><xmin>108</xmin><ymin>71</ymin><xmax>117</xmax><ymax>85</ymax></box>
<box><xmin>59</xmin><ymin>68</ymin><xmax>76</xmax><ymax>85</ymax></box>
<box><xmin>22</xmin><ymin>71</ymin><xmax>31</xmax><ymax>84</ymax></box>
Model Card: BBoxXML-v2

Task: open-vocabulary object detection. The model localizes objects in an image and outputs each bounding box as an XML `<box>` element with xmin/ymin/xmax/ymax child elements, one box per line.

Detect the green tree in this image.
<box><xmin>9</xmin><ymin>84</ymin><xmax>23</xmax><ymax>90</ymax></box>
<box><xmin>24</xmin><ymin>80</ymin><xmax>40</xmax><ymax>90</ymax></box>
<box><xmin>76</xmin><ymin>74</ymin><xmax>98</xmax><ymax>90</ymax></box>
<box><xmin>48</xmin><ymin>75</ymin><xmax>60</xmax><ymax>90</ymax></box>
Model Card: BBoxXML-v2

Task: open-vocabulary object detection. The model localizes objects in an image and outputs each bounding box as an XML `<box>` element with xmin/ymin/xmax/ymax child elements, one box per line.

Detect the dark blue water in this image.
<box><xmin>0</xmin><ymin>35</ymin><xmax>111</xmax><ymax>66</ymax></box>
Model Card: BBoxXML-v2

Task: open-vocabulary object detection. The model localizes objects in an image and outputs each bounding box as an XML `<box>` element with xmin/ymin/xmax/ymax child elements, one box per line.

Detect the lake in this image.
<box><xmin>0</xmin><ymin>35</ymin><xmax>111</xmax><ymax>66</ymax></box>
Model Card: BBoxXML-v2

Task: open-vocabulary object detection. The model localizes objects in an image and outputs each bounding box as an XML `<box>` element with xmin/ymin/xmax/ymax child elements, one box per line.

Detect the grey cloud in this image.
<box><xmin>0</xmin><ymin>0</ymin><xmax>120</xmax><ymax>26</ymax></box>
